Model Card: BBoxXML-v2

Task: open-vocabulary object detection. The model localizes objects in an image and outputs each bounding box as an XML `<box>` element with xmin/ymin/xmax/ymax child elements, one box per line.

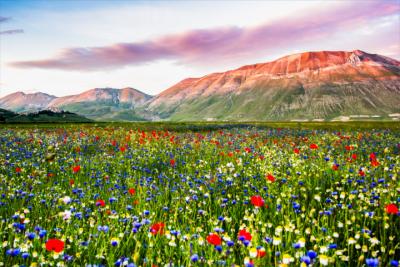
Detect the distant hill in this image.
<box><xmin>47</xmin><ymin>87</ymin><xmax>152</xmax><ymax>121</ymax></box>
<box><xmin>0</xmin><ymin>88</ymin><xmax>152</xmax><ymax>121</ymax></box>
<box><xmin>0</xmin><ymin>108</ymin><xmax>18</xmax><ymax>122</ymax></box>
<box><xmin>0</xmin><ymin>92</ymin><xmax>57</xmax><ymax>113</ymax></box>
<box><xmin>0</xmin><ymin>109</ymin><xmax>92</xmax><ymax>123</ymax></box>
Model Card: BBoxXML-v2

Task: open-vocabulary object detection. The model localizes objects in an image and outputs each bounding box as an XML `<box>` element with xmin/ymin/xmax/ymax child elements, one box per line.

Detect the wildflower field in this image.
<box><xmin>0</xmin><ymin>123</ymin><xmax>399</xmax><ymax>267</ymax></box>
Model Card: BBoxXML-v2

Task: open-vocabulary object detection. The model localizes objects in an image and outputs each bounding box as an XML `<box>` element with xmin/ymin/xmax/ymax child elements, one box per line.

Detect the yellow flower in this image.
<box><xmin>282</xmin><ymin>254</ymin><xmax>293</xmax><ymax>264</ymax></box>
<box><xmin>273</xmin><ymin>237</ymin><xmax>281</xmax><ymax>245</ymax></box>
<box><xmin>319</xmin><ymin>255</ymin><xmax>329</xmax><ymax>266</ymax></box>
<box><xmin>249</xmin><ymin>247</ymin><xmax>257</xmax><ymax>258</ymax></box>
<box><xmin>298</xmin><ymin>237</ymin><xmax>306</xmax><ymax>247</ymax></box>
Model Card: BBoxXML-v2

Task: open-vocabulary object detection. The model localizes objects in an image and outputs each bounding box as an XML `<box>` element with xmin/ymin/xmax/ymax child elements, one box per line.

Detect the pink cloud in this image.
<box><xmin>9</xmin><ymin>1</ymin><xmax>400</xmax><ymax>70</ymax></box>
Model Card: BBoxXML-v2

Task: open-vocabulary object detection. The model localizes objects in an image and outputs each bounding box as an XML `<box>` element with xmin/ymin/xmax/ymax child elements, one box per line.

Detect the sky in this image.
<box><xmin>0</xmin><ymin>0</ymin><xmax>399</xmax><ymax>97</ymax></box>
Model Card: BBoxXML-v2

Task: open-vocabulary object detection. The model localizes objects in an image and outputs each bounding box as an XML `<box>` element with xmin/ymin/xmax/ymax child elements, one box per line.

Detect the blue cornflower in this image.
<box><xmin>301</xmin><ymin>255</ymin><xmax>311</xmax><ymax>264</ymax></box>
<box><xmin>366</xmin><ymin>258</ymin><xmax>379</xmax><ymax>267</ymax></box>
<box><xmin>307</xmin><ymin>250</ymin><xmax>317</xmax><ymax>259</ymax></box>
<box><xmin>191</xmin><ymin>254</ymin><xmax>199</xmax><ymax>262</ymax></box>
<box><xmin>390</xmin><ymin>260</ymin><xmax>399</xmax><ymax>267</ymax></box>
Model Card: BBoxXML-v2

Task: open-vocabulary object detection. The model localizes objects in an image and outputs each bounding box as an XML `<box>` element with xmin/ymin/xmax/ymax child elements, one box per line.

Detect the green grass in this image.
<box><xmin>1</xmin><ymin>121</ymin><xmax>399</xmax><ymax>131</ymax></box>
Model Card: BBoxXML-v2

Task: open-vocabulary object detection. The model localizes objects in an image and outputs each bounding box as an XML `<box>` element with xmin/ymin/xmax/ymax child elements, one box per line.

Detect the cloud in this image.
<box><xmin>0</xmin><ymin>16</ymin><xmax>11</xmax><ymax>23</ymax></box>
<box><xmin>0</xmin><ymin>16</ymin><xmax>24</xmax><ymax>35</ymax></box>
<box><xmin>0</xmin><ymin>29</ymin><xmax>24</xmax><ymax>35</ymax></box>
<box><xmin>9</xmin><ymin>1</ymin><xmax>400</xmax><ymax>71</ymax></box>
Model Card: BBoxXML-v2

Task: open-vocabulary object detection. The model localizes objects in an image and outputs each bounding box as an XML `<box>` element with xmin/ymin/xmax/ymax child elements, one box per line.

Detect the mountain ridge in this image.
<box><xmin>1</xmin><ymin>50</ymin><xmax>399</xmax><ymax>121</ymax></box>
<box><xmin>147</xmin><ymin>50</ymin><xmax>400</xmax><ymax>120</ymax></box>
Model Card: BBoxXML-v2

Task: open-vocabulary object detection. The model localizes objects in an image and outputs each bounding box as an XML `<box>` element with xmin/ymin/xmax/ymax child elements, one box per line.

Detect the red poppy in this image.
<box><xmin>266</xmin><ymin>174</ymin><xmax>275</xmax><ymax>182</ymax></box>
<box><xmin>257</xmin><ymin>250</ymin><xmax>266</xmax><ymax>258</ymax></box>
<box><xmin>369</xmin><ymin>153</ymin><xmax>376</xmax><ymax>160</ymax></box>
<box><xmin>385</xmin><ymin>204</ymin><xmax>399</xmax><ymax>215</ymax></box>
<box><xmin>120</xmin><ymin>146</ymin><xmax>126</xmax><ymax>152</ymax></box>
<box><xmin>128</xmin><ymin>188</ymin><xmax>135</xmax><ymax>195</ymax></box>
<box><xmin>96</xmin><ymin>199</ymin><xmax>105</xmax><ymax>207</ymax></box>
<box><xmin>15</xmin><ymin>167</ymin><xmax>21</xmax><ymax>173</ymax></box>
<box><xmin>69</xmin><ymin>179</ymin><xmax>75</xmax><ymax>185</ymax></box>
<box><xmin>150</xmin><ymin>222</ymin><xmax>165</xmax><ymax>235</ymax></box>
<box><xmin>332</xmin><ymin>164</ymin><xmax>339</xmax><ymax>171</ymax></box>
<box><xmin>293</xmin><ymin>148</ymin><xmax>300</xmax><ymax>154</ymax></box>
<box><xmin>345</xmin><ymin>145</ymin><xmax>353</xmax><ymax>151</ymax></box>
<box><xmin>250</xmin><ymin>195</ymin><xmax>264</xmax><ymax>207</ymax></box>
<box><xmin>351</xmin><ymin>154</ymin><xmax>357</xmax><ymax>160</ymax></box>
<box><xmin>206</xmin><ymin>233</ymin><xmax>221</xmax><ymax>246</ymax></box>
<box><xmin>72</xmin><ymin>165</ymin><xmax>81</xmax><ymax>173</ymax></box>
<box><xmin>238</xmin><ymin>229</ymin><xmax>252</xmax><ymax>241</ymax></box>
<box><xmin>359</xmin><ymin>170</ymin><xmax>365</xmax><ymax>176</ymax></box>
<box><xmin>170</xmin><ymin>159</ymin><xmax>175</xmax><ymax>167</ymax></box>
<box><xmin>257</xmin><ymin>247</ymin><xmax>266</xmax><ymax>258</ymax></box>
<box><xmin>45</xmin><ymin>239</ymin><xmax>64</xmax><ymax>253</ymax></box>
<box><xmin>310</xmin><ymin>143</ymin><xmax>318</xmax><ymax>149</ymax></box>
<box><xmin>371</xmin><ymin>160</ymin><xmax>380</xmax><ymax>167</ymax></box>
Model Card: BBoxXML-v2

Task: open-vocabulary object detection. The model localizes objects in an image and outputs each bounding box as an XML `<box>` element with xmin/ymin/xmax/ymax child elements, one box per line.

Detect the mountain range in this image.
<box><xmin>1</xmin><ymin>50</ymin><xmax>399</xmax><ymax>121</ymax></box>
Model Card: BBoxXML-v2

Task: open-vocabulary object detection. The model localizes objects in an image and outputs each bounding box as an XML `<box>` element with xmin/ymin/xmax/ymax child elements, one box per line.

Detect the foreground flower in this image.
<box><xmin>266</xmin><ymin>174</ymin><xmax>275</xmax><ymax>182</ymax></box>
<box><xmin>206</xmin><ymin>233</ymin><xmax>222</xmax><ymax>246</ymax></box>
<box><xmin>45</xmin><ymin>239</ymin><xmax>64</xmax><ymax>253</ymax></box>
<box><xmin>238</xmin><ymin>229</ymin><xmax>252</xmax><ymax>241</ymax></box>
<box><xmin>110</xmin><ymin>237</ymin><xmax>120</xmax><ymax>246</ymax></box>
<box><xmin>170</xmin><ymin>159</ymin><xmax>176</xmax><ymax>167</ymax></box>
<box><xmin>366</xmin><ymin>258</ymin><xmax>379</xmax><ymax>267</ymax></box>
<box><xmin>96</xmin><ymin>199</ymin><xmax>105</xmax><ymax>207</ymax></box>
<box><xmin>72</xmin><ymin>165</ymin><xmax>81</xmax><ymax>173</ymax></box>
<box><xmin>310</xmin><ymin>143</ymin><xmax>318</xmax><ymax>149</ymax></box>
<box><xmin>250</xmin><ymin>195</ymin><xmax>264</xmax><ymax>207</ymax></box>
<box><xmin>191</xmin><ymin>254</ymin><xmax>199</xmax><ymax>262</ymax></box>
<box><xmin>256</xmin><ymin>246</ymin><xmax>266</xmax><ymax>258</ymax></box>
<box><xmin>150</xmin><ymin>222</ymin><xmax>165</xmax><ymax>235</ymax></box>
<box><xmin>128</xmin><ymin>188</ymin><xmax>135</xmax><ymax>195</ymax></box>
<box><xmin>319</xmin><ymin>255</ymin><xmax>329</xmax><ymax>265</ymax></box>
<box><xmin>385</xmin><ymin>204</ymin><xmax>399</xmax><ymax>215</ymax></box>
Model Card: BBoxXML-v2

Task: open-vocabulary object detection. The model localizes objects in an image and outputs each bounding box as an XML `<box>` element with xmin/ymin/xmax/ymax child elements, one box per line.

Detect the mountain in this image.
<box><xmin>0</xmin><ymin>92</ymin><xmax>56</xmax><ymax>112</ymax></box>
<box><xmin>148</xmin><ymin>50</ymin><xmax>400</xmax><ymax>121</ymax></box>
<box><xmin>0</xmin><ymin>109</ymin><xmax>92</xmax><ymax>123</ymax></box>
<box><xmin>0</xmin><ymin>87</ymin><xmax>152</xmax><ymax>121</ymax></box>
<box><xmin>47</xmin><ymin>87</ymin><xmax>152</xmax><ymax>121</ymax></box>
<box><xmin>1</xmin><ymin>50</ymin><xmax>399</xmax><ymax>121</ymax></box>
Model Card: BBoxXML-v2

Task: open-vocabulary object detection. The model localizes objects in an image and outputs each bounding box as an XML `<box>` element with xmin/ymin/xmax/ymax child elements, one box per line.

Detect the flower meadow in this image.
<box><xmin>0</xmin><ymin>125</ymin><xmax>399</xmax><ymax>267</ymax></box>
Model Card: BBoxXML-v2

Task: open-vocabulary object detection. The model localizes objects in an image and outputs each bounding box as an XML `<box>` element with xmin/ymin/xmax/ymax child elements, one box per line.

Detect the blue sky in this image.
<box><xmin>1</xmin><ymin>0</ymin><xmax>399</xmax><ymax>97</ymax></box>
